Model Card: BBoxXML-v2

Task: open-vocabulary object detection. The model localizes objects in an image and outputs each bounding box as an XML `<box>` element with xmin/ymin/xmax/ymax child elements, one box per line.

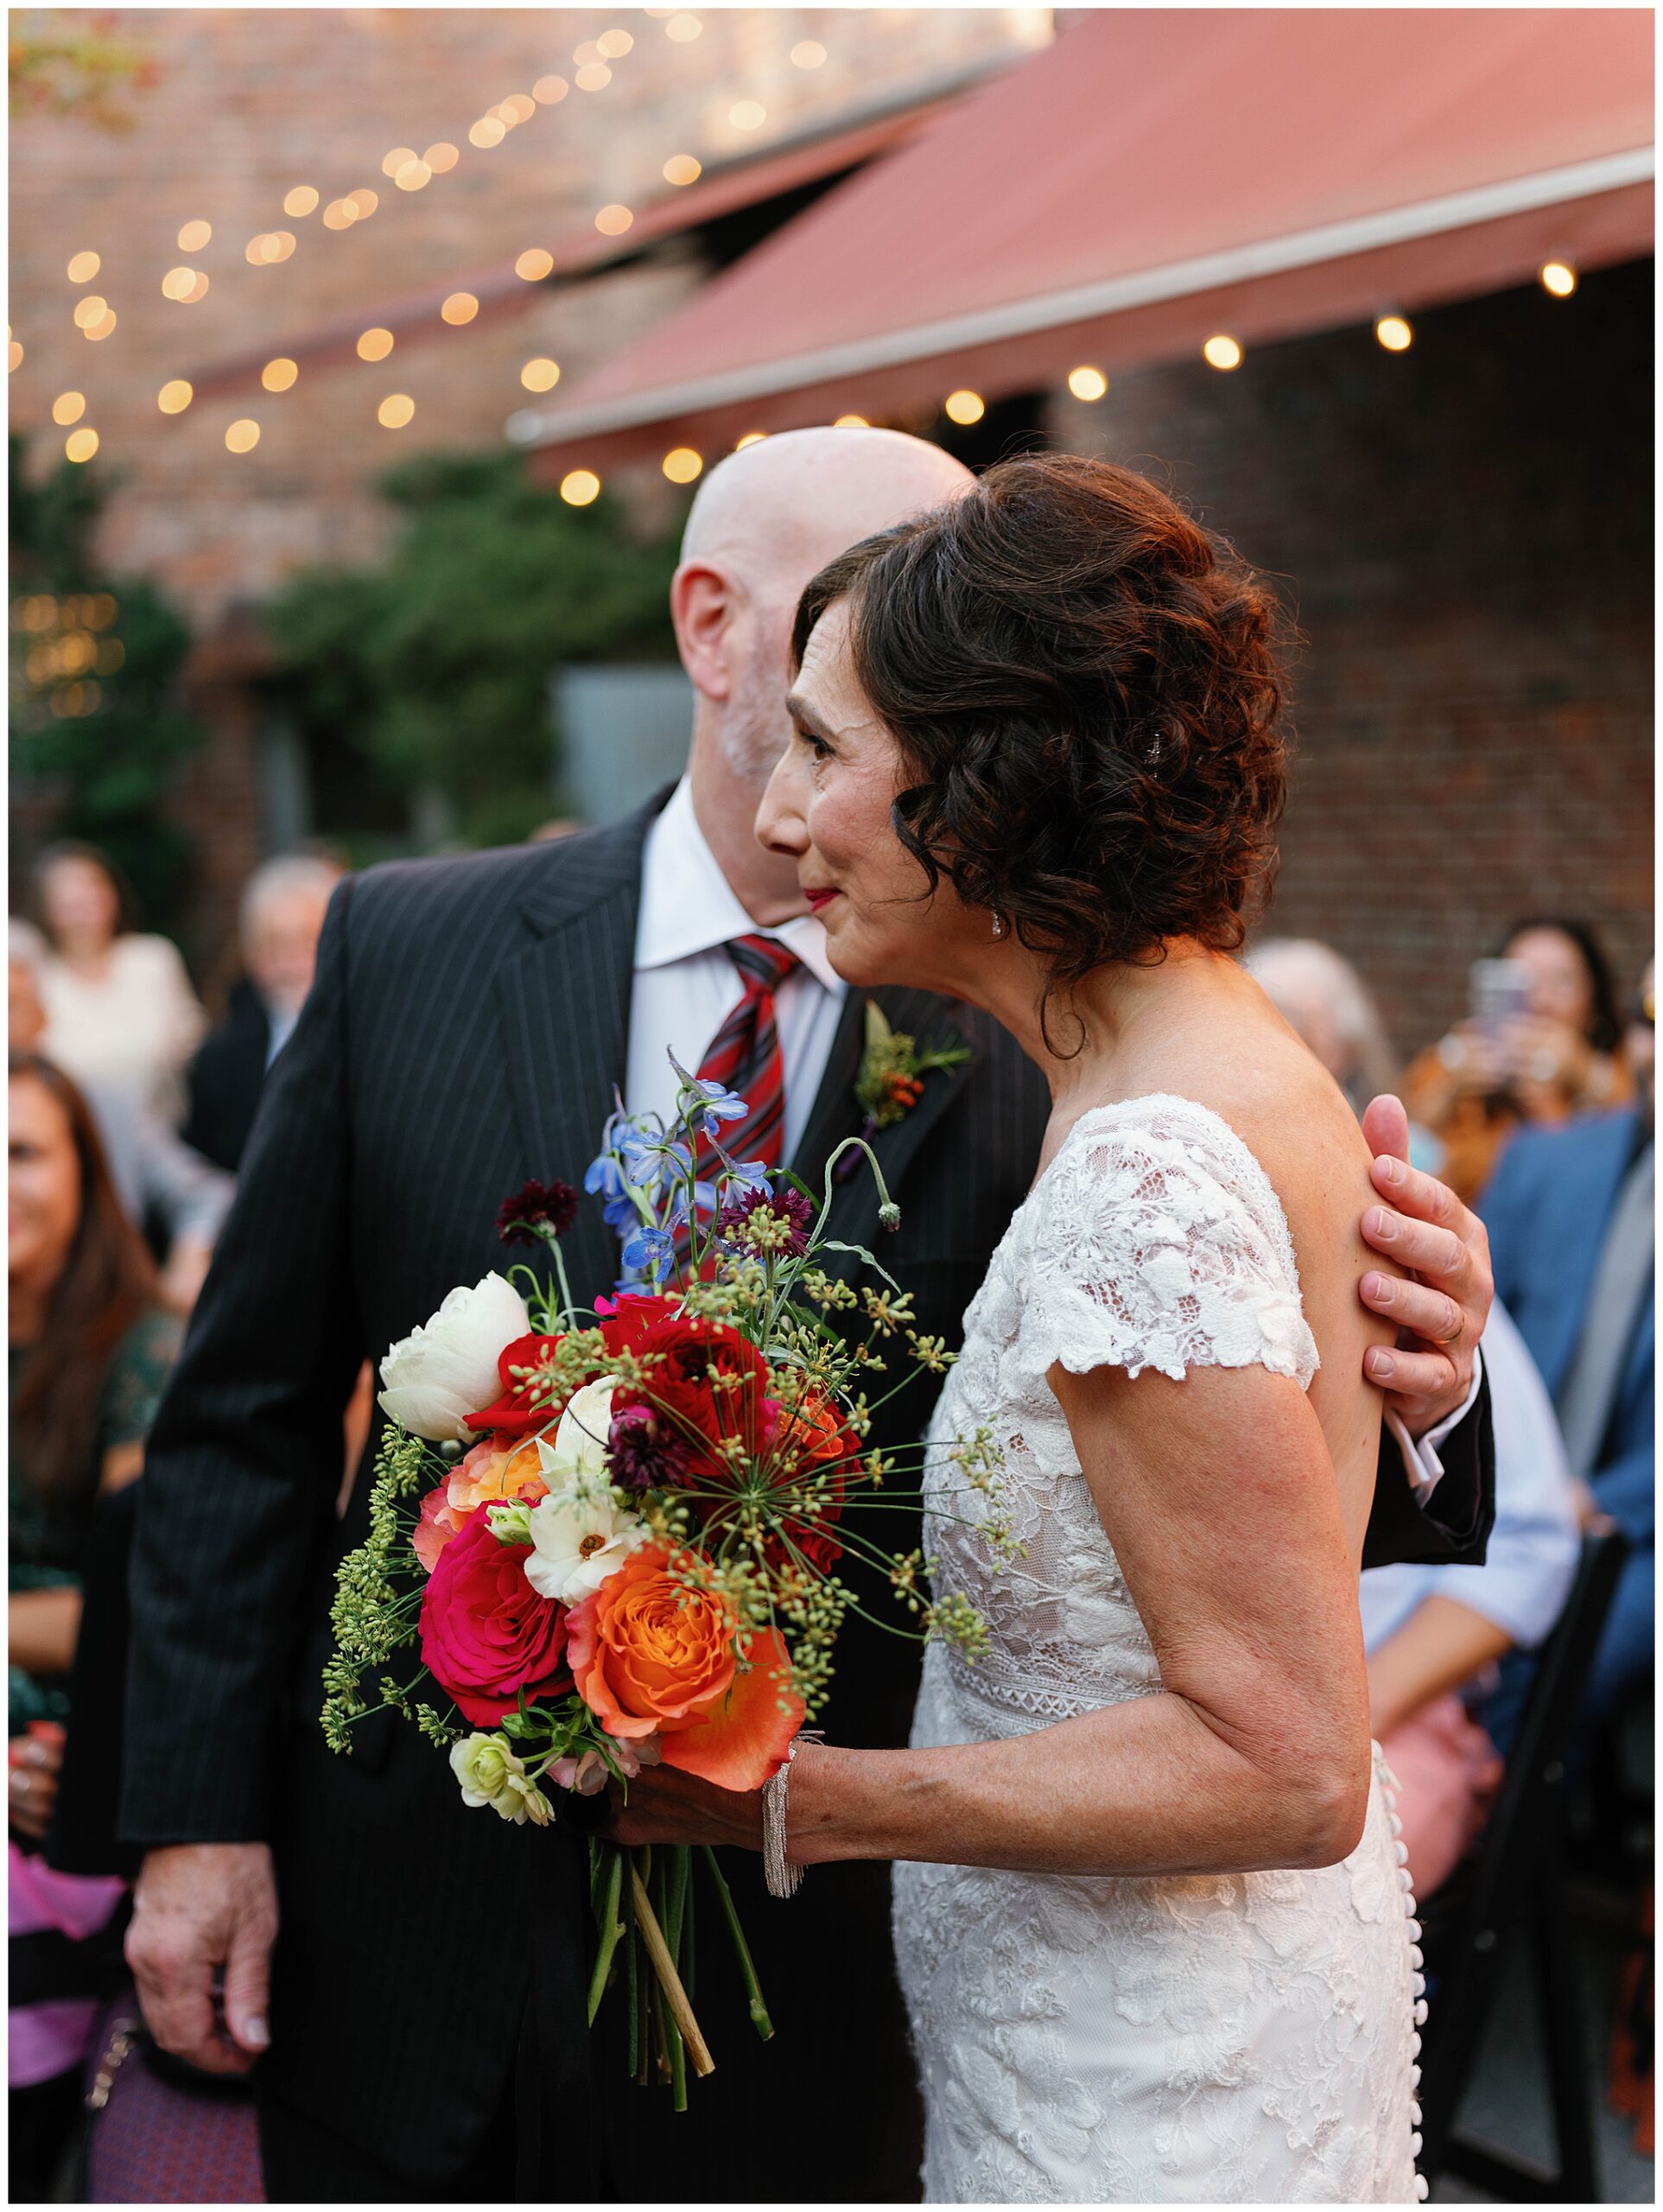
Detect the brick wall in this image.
<box><xmin>1055</xmin><ymin>257</ymin><xmax>1653</xmax><ymax>1061</ymax></box>
<box><xmin>10</xmin><ymin>7</ymin><xmax>1044</xmax><ymax>621</ymax></box>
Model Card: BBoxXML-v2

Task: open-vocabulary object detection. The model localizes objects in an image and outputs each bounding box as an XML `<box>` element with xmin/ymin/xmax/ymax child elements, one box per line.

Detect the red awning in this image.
<box><xmin>517</xmin><ymin>9</ymin><xmax>1653</xmax><ymax>474</ymax></box>
<box><xmin>186</xmin><ymin>89</ymin><xmax>959</xmax><ymax>403</ymax></box>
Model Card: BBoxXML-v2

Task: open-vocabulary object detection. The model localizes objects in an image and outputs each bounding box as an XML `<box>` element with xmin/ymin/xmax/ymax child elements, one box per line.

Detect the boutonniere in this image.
<box><xmin>837</xmin><ymin>1003</ymin><xmax>972</xmax><ymax>1179</ymax></box>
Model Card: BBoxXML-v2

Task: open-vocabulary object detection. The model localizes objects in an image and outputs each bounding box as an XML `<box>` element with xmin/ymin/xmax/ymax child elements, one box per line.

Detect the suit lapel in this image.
<box><xmin>791</xmin><ymin>986</ymin><xmax>981</xmax><ymax>1237</ymax></box>
<box><xmin>495</xmin><ymin>799</ymin><xmax>664</xmax><ymax>1303</ymax></box>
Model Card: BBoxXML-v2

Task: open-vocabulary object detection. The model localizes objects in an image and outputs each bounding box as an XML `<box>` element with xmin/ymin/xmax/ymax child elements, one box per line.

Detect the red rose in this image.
<box><xmin>619</xmin><ymin>1314</ymin><xmax>773</xmax><ymax>1474</ymax></box>
<box><xmin>464</xmin><ymin>1298</ymin><xmax>682</xmax><ymax>1436</ymax></box>
<box><xmin>417</xmin><ymin>1508</ymin><xmax>570</xmax><ymax>1726</ymax></box>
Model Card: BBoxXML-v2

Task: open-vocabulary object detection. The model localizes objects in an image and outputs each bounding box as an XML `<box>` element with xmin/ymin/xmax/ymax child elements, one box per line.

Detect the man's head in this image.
<box><xmin>240</xmin><ymin>855</ymin><xmax>342</xmax><ymax>1019</ymax></box>
<box><xmin>667</xmin><ymin>428</ymin><xmax>970</xmax><ymax>925</ymax></box>
<box><xmin>673</xmin><ymin>427</ymin><xmax>972</xmax><ymax>785</ymax></box>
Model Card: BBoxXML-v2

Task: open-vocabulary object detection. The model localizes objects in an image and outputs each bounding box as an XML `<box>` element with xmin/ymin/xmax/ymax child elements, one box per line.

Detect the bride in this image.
<box><xmin>610</xmin><ymin>453</ymin><xmax>1423</xmax><ymax>2203</ymax></box>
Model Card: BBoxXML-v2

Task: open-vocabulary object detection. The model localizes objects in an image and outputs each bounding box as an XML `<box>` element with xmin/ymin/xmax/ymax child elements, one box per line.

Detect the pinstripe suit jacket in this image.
<box><xmin>121</xmin><ymin>795</ymin><xmax>1490</xmax><ymax>2188</ymax></box>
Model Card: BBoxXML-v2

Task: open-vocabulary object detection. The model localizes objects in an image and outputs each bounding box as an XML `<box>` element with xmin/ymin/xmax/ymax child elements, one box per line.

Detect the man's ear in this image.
<box><xmin>670</xmin><ymin>560</ymin><xmax>737</xmax><ymax>703</ymax></box>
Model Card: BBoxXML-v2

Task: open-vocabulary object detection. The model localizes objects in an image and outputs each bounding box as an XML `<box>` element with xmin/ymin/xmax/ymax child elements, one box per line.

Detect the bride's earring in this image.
<box><xmin>990</xmin><ymin>912</ymin><xmax>1007</xmax><ymax>941</ymax></box>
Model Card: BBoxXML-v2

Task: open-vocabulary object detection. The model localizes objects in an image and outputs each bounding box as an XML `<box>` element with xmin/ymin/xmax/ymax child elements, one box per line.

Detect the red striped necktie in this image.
<box><xmin>681</xmin><ymin>936</ymin><xmax>799</xmax><ymax>1250</ymax></box>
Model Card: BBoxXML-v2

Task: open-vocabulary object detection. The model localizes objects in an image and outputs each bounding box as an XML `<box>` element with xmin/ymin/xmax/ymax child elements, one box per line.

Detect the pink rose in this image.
<box><xmin>413</xmin><ymin>1484</ymin><xmax>466</xmax><ymax>1573</ymax></box>
<box><xmin>417</xmin><ymin>1508</ymin><xmax>570</xmax><ymax>1727</ymax></box>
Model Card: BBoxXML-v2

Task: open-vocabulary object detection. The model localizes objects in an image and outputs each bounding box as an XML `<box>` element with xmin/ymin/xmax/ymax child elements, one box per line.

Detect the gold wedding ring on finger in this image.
<box><xmin>1441</xmin><ymin>1304</ymin><xmax>1467</xmax><ymax>1344</ymax></box>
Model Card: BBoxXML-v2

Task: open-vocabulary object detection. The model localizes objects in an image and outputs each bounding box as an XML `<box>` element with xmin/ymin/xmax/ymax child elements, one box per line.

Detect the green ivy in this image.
<box><xmin>263</xmin><ymin>450</ymin><xmax>681</xmax><ymax>848</ymax></box>
<box><xmin>10</xmin><ymin>435</ymin><xmax>205</xmax><ymax>925</ymax></box>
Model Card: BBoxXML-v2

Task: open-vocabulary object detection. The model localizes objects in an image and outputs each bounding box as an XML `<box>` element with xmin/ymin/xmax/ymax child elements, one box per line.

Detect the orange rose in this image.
<box><xmin>567</xmin><ymin>1545</ymin><xmax>803</xmax><ymax>1792</ymax></box>
<box><xmin>447</xmin><ymin>1433</ymin><xmax>549</xmax><ymax>1517</ymax></box>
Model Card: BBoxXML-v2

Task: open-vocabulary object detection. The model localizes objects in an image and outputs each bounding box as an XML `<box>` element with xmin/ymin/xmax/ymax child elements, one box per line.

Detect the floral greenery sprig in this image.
<box><xmin>854</xmin><ymin>1001</ymin><xmax>972</xmax><ymax>1133</ymax></box>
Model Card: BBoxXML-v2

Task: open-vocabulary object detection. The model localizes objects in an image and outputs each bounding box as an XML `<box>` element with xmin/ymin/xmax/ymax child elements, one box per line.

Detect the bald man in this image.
<box><xmin>121</xmin><ymin>430</ymin><xmax>1496</xmax><ymax>2202</ymax></box>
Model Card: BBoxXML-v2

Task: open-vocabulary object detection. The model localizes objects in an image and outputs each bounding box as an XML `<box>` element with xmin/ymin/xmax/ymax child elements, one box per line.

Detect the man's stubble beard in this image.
<box><xmin>717</xmin><ymin>645</ymin><xmax>794</xmax><ymax>791</ymax></box>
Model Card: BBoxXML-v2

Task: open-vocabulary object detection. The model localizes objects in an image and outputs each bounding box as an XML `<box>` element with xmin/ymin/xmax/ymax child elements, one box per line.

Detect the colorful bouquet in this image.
<box><xmin>321</xmin><ymin>1054</ymin><xmax>1009</xmax><ymax>2101</ymax></box>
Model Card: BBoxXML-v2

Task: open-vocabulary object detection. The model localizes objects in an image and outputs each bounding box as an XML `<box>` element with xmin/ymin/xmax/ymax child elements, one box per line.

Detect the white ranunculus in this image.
<box><xmin>534</xmin><ymin>1376</ymin><xmax>618</xmax><ymax>1495</ymax></box>
<box><xmin>524</xmin><ymin>1483</ymin><xmax>647</xmax><ymax>1605</ymax></box>
<box><xmin>377</xmin><ymin>1273</ymin><xmax>530</xmax><ymax>1444</ymax></box>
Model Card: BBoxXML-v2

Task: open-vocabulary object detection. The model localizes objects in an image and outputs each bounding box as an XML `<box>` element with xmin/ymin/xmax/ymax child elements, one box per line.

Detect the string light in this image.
<box><xmin>65</xmin><ymin>428</ymin><xmax>100</xmax><ymax>462</ymax></box>
<box><xmin>469</xmin><ymin>116</ymin><xmax>506</xmax><ymax>149</ymax></box>
<box><xmin>177</xmin><ymin>219</ymin><xmax>212</xmax><ymax>251</ymax></box>
<box><xmin>790</xmin><ymin>41</ymin><xmax>827</xmax><ymax>67</ymax></box>
<box><xmin>729</xmin><ymin>100</ymin><xmax>766</xmax><ymax>130</ymax></box>
<box><xmin>662</xmin><ymin>446</ymin><xmax>702</xmax><ymax>483</ymax></box>
<box><xmin>262</xmin><ymin>358</ymin><xmax>299</xmax><ymax>391</ymax></box>
<box><xmin>594</xmin><ymin>205</ymin><xmax>633</xmax><ymax>236</ymax></box>
<box><xmin>73</xmin><ymin>295</ymin><xmax>109</xmax><ymax>328</ymax></box>
<box><xmin>284</xmin><ymin>186</ymin><xmax>320</xmax><ymax>217</ymax></box>
<box><xmin>574</xmin><ymin>41</ymin><xmax>601</xmax><ymax>66</ymax></box>
<box><xmin>944</xmin><ymin>389</ymin><xmax>985</xmax><ymax>424</ymax></box>
<box><xmin>532</xmin><ymin>76</ymin><xmax>569</xmax><ymax>105</ymax></box>
<box><xmin>357</xmin><ymin>327</ymin><xmax>395</xmax><ymax>361</ymax></box>
<box><xmin>1540</xmin><ymin>260</ymin><xmax>1577</xmax><ymax>297</ymax></box>
<box><xmin>441</xmin><ymin>292</ymin><xmax>479</xmax><ymax>325</ymax></box>
<box><xmin>1203</xmin><ymin>334</ymin><xmax>1243</xmax><ymax>370</ymax></box>
<box><xmin>66</xmin><ymin>251</ymin><xmax>101</xmax><ymax>283</ymax></box>
<box><xmin>6</xmin><ymin>336</ymin><xmax>20</xmax><ymax>372</ymax></box>
<box><xmin>85</xmin><ymin>309</ymin><xmax>117</xmax><ymax>340</ymax></box>
<box><xmin>345</xmin><ymin>191</ymin><xmax>378</xmax><ymax>220</ymax></box>
<box><xmin>575</xmin><ymin>63</ymin><xmax>612</xmax><ymax>90</ymax></box>
<box><xmin>834</xmin><ymin>414</ymin><xmax>868</xmax><ymax>428</ymax></box>
<box><xmin>425</xmin><ymin>143</ymin><xmax>460</xmax><ymax>172</ymax></box>
<box><xmin>501</xmin><ymin>92</ymin><xmax>536</xmax><ymax>123</ymax></box>
<box><xmin>664</xmin><ymin>14</ymin><xmax>701</xmax><ymax>41</ymax></box>
<box><xmin>156</xmin><ymin>378</ymin><xmax>194</xmax><ymax>413</ymax></box>
<box><xmin>322</xmin><ymin>199</ymin><xmax>358</xmax><ymax>230</ymax></box>
<box><xmin>1067</xmin><ymin>365</ymin><xmax>1108</xmax><ymax>401</ymax></box>
<box><xmin>597</xmin><ymin>29</ymin><xmax>634</xmax><ymax>56</ymax></box>
<box><xmin>382</xmin><ymin>146</ymin><xmax>419</xmax><ymax>178</ymax></box>
<box><xmin>515</xmin><ymin>250</ymin><xmax>555</xmax><ymax>282</ymax></box>
<box><xmin>52</xmin><ymin>391</ymin><xmax>86</xmax><ymax>424</ymax></box>
<box><xmin>1374</xmin><ymin>314</ymin><xmax>1413</xmax><ymax>352</ymax></box>
<box><xmin>181</xmin><ymin>274</ymin><xmax>209</xmax><ymax>303</ymax></box>
<box><xmin>378</xmin><ymin>393</ymin><xmax>416</xmax><ymax>428</ymax></box>
<box><xmin>521</xmin><ymin>358</ymin><xmax>561</xmax><ymax>391</ymax></box>
<box><xmin>225</xmin><ymin>419</ymin><xmax>262</xmax><ymax>453</ymax></box>
<box><xmin>560</xmin><ymin>469</ymin><xmax>601</xmax><ymax>505</ymax></box>
<box><xmin>734</xmin><ymin>430</ymin><xmax>767</xmax><ymax>448</ymax></box>
<box><xmin>663</xmin><ymin>154</ymin><xmax>701</xmax><ymax>187</ymax></box>
<box><xmin>395</xmin><ymin>159</ymin><xmax>432</xmax><ymax>192</ymax></box>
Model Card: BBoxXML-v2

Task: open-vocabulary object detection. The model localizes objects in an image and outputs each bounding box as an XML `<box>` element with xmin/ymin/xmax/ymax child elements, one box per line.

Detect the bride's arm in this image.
<box><xmin>611</xmin><ymin>1363</ymin><xmax>1374</xmax><ymax>1878</ymax></box>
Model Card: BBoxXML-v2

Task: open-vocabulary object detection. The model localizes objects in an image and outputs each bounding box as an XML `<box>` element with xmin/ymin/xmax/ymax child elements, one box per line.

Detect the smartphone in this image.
<box><xmin>1470</xmin><ymin>957</ymin><xmax>1533</xmax><ymax>1040</ymax></box>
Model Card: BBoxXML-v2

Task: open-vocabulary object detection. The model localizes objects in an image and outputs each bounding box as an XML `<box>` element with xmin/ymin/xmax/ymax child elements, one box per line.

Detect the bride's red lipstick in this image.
<box><xmin>803</xmin><ymin>886</ymin><xmax>840</xmax><ymax>912</ymax></box>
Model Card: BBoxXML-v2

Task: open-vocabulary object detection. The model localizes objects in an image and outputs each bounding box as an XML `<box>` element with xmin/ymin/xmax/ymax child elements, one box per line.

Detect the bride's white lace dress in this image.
<box><xmin>893</xmin><ymin>1096</ymin><xmax>1425</xmax><ymax>2203</ymax></box>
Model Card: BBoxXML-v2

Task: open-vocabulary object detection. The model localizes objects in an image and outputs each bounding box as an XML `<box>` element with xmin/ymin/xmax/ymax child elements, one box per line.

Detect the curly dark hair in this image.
<box><xmin>791</xmin><ymin>453</ymin><xmax>1291</xmax><ymax>1020</ymax></box>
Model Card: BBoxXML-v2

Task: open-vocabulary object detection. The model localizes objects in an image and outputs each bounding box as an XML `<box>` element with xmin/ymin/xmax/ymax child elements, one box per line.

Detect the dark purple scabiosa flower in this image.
<box><xmin>496</xmin><ymin>1178</ymin><xmax>579</xmax><ymax>1248</ymax></box>
<box><xmin>714</xmin><ymin>1185</ymin><xmax>816</xmax><ymax>1259</ymax></box>
<box><xmin>606</xmin><ymin>1401</ymin><xmax>694</xmax><ymax>1494</ymax></box>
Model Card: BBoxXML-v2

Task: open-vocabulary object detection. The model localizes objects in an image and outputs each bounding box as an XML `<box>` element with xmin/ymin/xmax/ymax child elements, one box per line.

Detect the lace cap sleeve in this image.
<box><xmin>1019</xmin><ymin>1096</ymin><xmax>1320</xmax><ymax>1389</ymax></box>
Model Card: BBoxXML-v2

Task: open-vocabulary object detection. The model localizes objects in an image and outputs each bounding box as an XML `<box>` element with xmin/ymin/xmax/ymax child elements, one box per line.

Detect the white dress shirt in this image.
<box><xmin>627</xmin><ymin>779</ymin><xmax>847</xmax><ymax>1163</ymax></box>
<box><xmin>1362</xmin><ymin>1300</ymin><xmax>1579</xmax><ymax>1655</ymax></box>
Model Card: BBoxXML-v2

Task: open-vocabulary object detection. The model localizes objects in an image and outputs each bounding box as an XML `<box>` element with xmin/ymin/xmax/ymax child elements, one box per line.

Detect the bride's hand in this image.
<box><xmin>601</xmin><ymin>1762</ymin><xmax>766</xmax><ymax>1851</ymax></box>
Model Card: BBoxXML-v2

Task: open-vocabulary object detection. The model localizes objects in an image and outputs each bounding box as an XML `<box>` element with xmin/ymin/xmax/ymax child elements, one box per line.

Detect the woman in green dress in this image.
<box><xmin>10</xmin><ymin>1051</ymin><xmax>180</xmax><ymax>2200</ymax></box>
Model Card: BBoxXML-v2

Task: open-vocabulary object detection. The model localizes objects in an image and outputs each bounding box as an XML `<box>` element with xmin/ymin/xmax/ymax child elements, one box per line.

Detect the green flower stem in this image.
<box><xmin>630</xmin><ymin>1861</ymin><xmax>714</xmax><ymax>2083</ymax></box>
<box><xmin>653</xmin><ymin>1854</ymin><xmax>688</xmax><ymax>2113</ymax></box>
<box><xmin>586</xmin><ymin>1842</ymin><xmax>626</xmax><ymax>2028</ymax></box>
<box><xmin>816</xmin><ymin>1137</ymin><xmax>898</xmax><ymax>1236</ymax></box>
<box><xmin>624</xmin><ymin>1867</ymin><xmax>640</xmax><ymax>2077</ymax></box>
<box><xmin>700</xmin><ymin>1846</ymin><xmax>775</xmax><ymax>2041</ymax></box>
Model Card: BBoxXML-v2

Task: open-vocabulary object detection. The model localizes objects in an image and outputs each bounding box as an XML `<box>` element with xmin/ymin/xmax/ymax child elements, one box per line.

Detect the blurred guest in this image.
<box><xmin>10</xmin><ymin>1053</ymin><xmax>180</xmax><ymax>2200</ymax></box>
<box><xmin>1406</xmin><ymin>916</ymin><xmax>1631</xmax><ymax>1200</ymax></box>
<box><xmin>1249</xmin><ymin>935</ymin><xmax>1582</xmax><ymax>1895</ymax></box>
<box><xmin>1247</xmin><ymin>937</ymin><xmax>1442</xmax><ymax>1169</ymax></box>
<box><xmin>11</xmin><ymin>923</ymin><xmax>232</xmax><ymax>1315</ymax></box>
<box><xmin>1477</xmin><ymin>956</ymin><xmax>1653</xmax><ymax>1730</ymax></box>
<box><xmin>1361</xmin><ymin>1299</ymin><xmax>1579</xmax><ymax>1897</ymax></box>
<box><xmin>183</xmin><ymin>854</ymin><xmax>341</xmax><ymax>1173</ymax></box>
<box><xmin>31</xmin><ymin>843</ymin><xmax>206</xmax><ymax>1128</ymax></box>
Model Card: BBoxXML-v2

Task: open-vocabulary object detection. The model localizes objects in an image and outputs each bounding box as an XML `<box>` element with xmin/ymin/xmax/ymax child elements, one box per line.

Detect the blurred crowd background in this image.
<box><xmin>8</xmin><ymin>6</ymin><xmax>1653</xmax><ymax>2202</ymax></box>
